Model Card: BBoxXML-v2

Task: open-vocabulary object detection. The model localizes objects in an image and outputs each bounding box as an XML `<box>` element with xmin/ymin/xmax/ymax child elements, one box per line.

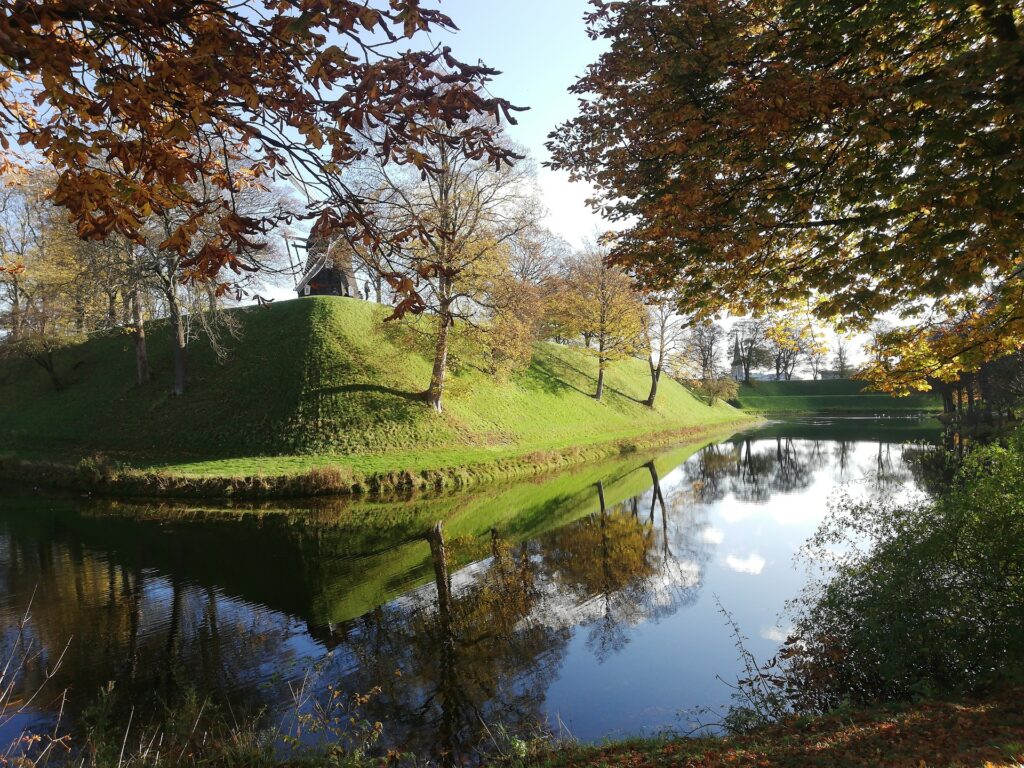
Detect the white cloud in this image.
<box><xmin>725</xmin><ymin>553</ymin><xmax>767</xmax><ymax>575</ymax></box>
<box><xmin>700</xmin><ymin>526</ymin><xmax>725</xmax><ymax>545</ymax></box>
<box><xmin>760</xmin><ymin>626</ymin><xmax>791</xmax><ymax>644</ymax></box>
<box><xmin>536</xmin><ymin>168</ymin><xmax>605</xmax><ymax>248</ymax></box>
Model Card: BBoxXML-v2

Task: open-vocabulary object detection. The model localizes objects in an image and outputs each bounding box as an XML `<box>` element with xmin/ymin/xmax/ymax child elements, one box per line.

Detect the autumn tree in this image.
<box><xmin>549</xmin><ymin>0</ymin><xmax>1024</xmax><ymax>390</ymax></box>
<box><xmin>0</xmin><ymin>173</ymin><xmax>97</xmax><ymax>388</ymax></box>
<box><xmin>0</xmin><ymin>0</ymin><xmax>521</xmax><ymax>298</ymax></box>
<box><xmin>560</xmin><ymin>247</ymin><xmax>646</xmax><ymax>401</ymax></box>
<box><xmin>765</xmin><ymin>311</ymin><xmax>823</xmax><ymax>381</ymax></box>
<box><xmin>359</xmin><ymin>122</ymin><xmax>542</xmax><ymax>412</ymax></box>
<box><xmin>807</xmin><ymin>337</ymin><xmax>830</xmax><ymax>380</ymax></box>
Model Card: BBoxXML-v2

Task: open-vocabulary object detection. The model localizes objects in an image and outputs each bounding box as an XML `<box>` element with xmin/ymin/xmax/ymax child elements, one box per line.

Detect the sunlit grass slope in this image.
<box><xmin>0</xmin><ymin>296</ymin><xmax>744</xmax><ymax>477</ymax></box>
<box><xmin>735</xmin><ymin>378</ymin><xmax>942</xmax><ymax>414</ymax></box>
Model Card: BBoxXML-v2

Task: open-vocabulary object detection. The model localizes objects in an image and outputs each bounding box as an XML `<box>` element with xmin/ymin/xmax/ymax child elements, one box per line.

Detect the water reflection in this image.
<box><xmin>0</xmin><ymin>417</ymin><xmax>939</xmax><ymax>761</ymax></box>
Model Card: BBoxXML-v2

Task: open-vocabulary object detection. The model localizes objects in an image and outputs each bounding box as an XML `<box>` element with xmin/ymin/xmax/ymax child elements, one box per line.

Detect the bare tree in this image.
<box><xmin>833</xmin><ymin>333</ymin><xmax>853</xmax><ymax>377</ymax></box>
<box><xmin>358</xmin><ymin>121</ymin><xmax>542</xmax><ymax>412</ymax></box>
<box><xmin>643</xmin><ymin>298</ymin><xmax>685</xmax><ymax>407</ymax></box>
<box><xmin>681</xmin><ymin>320</ymin><xmax>726</xmax><ymax>381</ymax></box>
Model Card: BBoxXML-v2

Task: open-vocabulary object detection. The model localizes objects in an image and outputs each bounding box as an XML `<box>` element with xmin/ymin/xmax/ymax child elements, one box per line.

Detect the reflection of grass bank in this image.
<box><xmin>537</xmin><ymin>690</ymin><xmax>1024</xmax><ymax>768</ymax></box>
<box><xmin>0</xmin><ymin>297</ymin><xmax>751</xmax><ymax>500</ymax></box>
<box><xmin>1</xmin><ymin>436</ymin><xmax>719</xmax><ymax>628</ymax></box>
<box><xmin>736</xmin><ymin>379</ymin><xmax>942</xmax><ymax>415</ymax></box>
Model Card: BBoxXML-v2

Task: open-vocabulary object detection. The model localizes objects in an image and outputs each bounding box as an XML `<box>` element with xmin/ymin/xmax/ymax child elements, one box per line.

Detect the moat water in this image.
<box><xmin>0</xmin><ymin>416</ymin><xmax>939</xmax><ymax>761</ymax></box>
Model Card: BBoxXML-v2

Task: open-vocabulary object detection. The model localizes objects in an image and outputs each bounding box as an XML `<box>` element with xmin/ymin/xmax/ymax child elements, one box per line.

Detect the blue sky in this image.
<box><xmin>428</xmin><ymin>1</ymin><xmax>606</xmax><ymax>246</ymax></box>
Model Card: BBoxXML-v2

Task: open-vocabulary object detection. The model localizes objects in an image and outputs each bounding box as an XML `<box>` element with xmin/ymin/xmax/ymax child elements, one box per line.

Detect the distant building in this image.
<box><xmin>731</xmin><ymin>338</ymin><xmax>744</xmax><ymax>381</ymax></box>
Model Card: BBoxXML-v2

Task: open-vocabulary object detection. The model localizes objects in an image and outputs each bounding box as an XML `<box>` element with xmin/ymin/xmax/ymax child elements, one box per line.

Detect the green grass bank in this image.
<box><xmin>734</xmin><ymin>378</ymin><xmax>942</xmax><ymax>415</ymax></box>
<box><xmin>0</xmin><ymin>296</ymin><xmax>750</xmax><ymax>497</ymax></box>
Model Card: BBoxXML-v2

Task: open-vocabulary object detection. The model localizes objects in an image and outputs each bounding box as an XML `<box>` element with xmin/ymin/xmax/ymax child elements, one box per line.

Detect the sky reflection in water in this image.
<box><xmin>0</xmin><ymin>417</ymin><xmax>937</xmax><ymax>759</ymax></box>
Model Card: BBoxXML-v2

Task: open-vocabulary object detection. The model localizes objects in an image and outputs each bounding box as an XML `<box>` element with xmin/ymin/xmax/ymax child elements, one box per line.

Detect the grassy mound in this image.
<box><xmin>735</xmin><ymin>378</ymin><xmax>942</xmax><ymax>414</ymax></box>
<box><xmin>0</xmin><ymin>296</ymin><xmax>745</xmax><ymax>481</ymax></box>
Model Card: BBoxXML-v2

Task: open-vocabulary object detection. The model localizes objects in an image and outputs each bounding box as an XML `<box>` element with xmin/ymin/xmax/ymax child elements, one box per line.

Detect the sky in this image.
<box><xmin>427</xmin><ymin>0</ymin><xmax>605</xmax><ymax>247</ymax></box>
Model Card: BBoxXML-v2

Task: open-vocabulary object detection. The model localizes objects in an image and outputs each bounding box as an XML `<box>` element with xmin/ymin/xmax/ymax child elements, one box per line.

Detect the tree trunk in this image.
<box><xmin>131</xmin><ymin>286</ymin><xmax>150</xmax><ymax>386</ymax></box>
<box><xmin>645</xmin><ymin>356</ymin><xmax>660</xmax><ymax>407</ymax></box>
<box><xmin>596</xmin><ymin>361</ymin><xmax>606</xmax><ymax>401</ymax></box>
<box><xmin>34</xmin><ymin>351</ymin><xmax>64</xmax><ymax>391</ymax></box>
<box><xmin>168</xmin><ymin>291</ymin><xmax>188</xmax><ymax>397</ymax></box>
<box><xmin>424</xmin><ymin>305</ymin><xmax>451</xmax><ymax>413</ymax></box>
<box><xmin>107</xmin><ymin>292</ymin><xmax>117</xmax><ymax>327</ymax></box>
<box><xmin>941</xmin><ymin>384</ymin><xmax>955</xmax><ymax>414</ymax></box>
<box><xmin>74</xmin><ymin>293</ymin><xmax>85</xmax><ymax>331</ymax></box>
<box><xmin>9</xmin><ymin>285</ymin><xmax>20</xmax><ymax>341</ymax></box>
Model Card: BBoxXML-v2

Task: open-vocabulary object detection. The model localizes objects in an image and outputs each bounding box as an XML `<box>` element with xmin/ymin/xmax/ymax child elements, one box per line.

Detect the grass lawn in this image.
<box><xmin>0</xmin><ymin>297</ymin><xmax>749</xmax><ymax>484</ymax></box>
<box><xmin>535</xmin><ymin>689</ymin><xmax>1024</xmax><ymax>768</ymax></box>
<box><xmin>736</xmin><ymin>378</ymin><xmax>942</xmax><ymax>414</ymax></box>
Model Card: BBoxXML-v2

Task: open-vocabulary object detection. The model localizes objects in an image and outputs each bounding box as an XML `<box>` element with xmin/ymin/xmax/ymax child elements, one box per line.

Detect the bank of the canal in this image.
<box><xmin>0</xmin><ymin>297</ymin><xmax>754</xmax><ymax>499</ymax></box>
<box><xmin>532</xmin><ymin>689</ymin><xmax>1024</xmax><ymax>768</ymax></box>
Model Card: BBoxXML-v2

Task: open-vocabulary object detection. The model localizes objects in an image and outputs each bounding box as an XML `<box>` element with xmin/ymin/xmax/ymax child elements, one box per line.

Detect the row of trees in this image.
<box><xmin>0</xmin><ymin>165</ymin><xmax>293</xmax><ymax>395</ymax></box>
<box><xmin>726</xmin><ymin>316</ymin><xmax>854</xmax><ymax>384</ymax></box>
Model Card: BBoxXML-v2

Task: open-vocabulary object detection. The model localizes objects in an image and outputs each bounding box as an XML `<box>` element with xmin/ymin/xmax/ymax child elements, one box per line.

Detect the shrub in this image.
<box><xmin>778</xmin><ymin>428</ymin><xmax>1024</xmax><ymax>711</ymax></box>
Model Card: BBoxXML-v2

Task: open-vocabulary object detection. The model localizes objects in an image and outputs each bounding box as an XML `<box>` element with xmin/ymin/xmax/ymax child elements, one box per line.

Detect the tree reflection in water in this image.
<box><xmin>310</xmin><ymin>461</ymin><xmax>712</xmax><ymax>763</ymax></box>
<box><xmin>686</xmin><ymin>434</ymin><xmax>921</xmax><ymax>505</ymax></box>
<box><xmin>0</xmin><ymin>420</ymin><xmax>938</xmax><ymax>762</ymax></box>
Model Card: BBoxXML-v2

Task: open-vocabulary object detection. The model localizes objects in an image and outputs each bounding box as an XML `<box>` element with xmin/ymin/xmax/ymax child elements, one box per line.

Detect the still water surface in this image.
<box><xmin>0</xmin><ymin>417</ymin><xmax>938</xmax><ymax>759</ymax></box>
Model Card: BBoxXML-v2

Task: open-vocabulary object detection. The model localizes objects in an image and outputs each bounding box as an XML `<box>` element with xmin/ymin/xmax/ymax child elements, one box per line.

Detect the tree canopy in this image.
<box><xmin>548</xmin><ymin>0</ymin><xmax>1024</xmax><ymax>390</ymax></box>
<box><xmin>0</xmin><ymin>0</ymin><xmax>520</xmax><ymax>286</ymax></box>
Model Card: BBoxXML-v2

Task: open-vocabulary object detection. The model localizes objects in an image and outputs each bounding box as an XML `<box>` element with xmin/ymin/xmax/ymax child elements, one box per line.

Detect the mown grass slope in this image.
<box><xmin>0</xmin><ymin>296</ymin><xmax>744</xmax><ymax>477</ymax></box>
<box><xmin>735</xmin><ymin>378</ymin><xmax>942</xmax><ymax>414</ymax></box>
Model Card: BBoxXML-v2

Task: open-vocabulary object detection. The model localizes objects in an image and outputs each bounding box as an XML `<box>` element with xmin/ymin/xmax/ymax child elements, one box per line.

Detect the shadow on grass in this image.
<box><xmin>532</xmin><ymin>352</ymin><xmax>643</xmax><ymax>405</ymax></box>
<box><xmin>320</xmin><ymin>383</ymin><xmax>424</xmax><ymax>402</ymax></box>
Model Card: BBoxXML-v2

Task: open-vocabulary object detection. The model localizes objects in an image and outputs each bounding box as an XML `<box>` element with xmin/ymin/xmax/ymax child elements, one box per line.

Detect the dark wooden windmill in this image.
<box><xmin>294</xmin><ymin>232</ymin><xmax>359</xmax><ymax>298</ymax></box>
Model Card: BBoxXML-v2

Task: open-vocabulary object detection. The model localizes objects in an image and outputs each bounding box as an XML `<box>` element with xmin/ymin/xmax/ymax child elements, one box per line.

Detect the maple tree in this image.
<box><xmin>0</xmin><ymin>0</ymin><xmax>521</xmax><ymax>293</ymax></box>
<box><xmin>548</xmin><ymin>0</ymin><xmax>1024</xmax><ymax>390</ymax></box>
